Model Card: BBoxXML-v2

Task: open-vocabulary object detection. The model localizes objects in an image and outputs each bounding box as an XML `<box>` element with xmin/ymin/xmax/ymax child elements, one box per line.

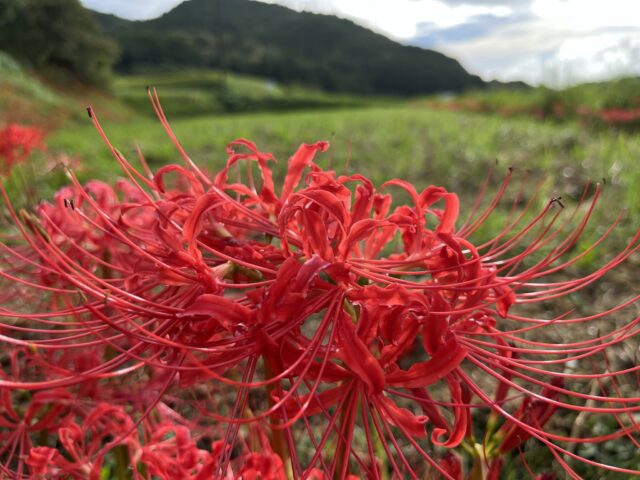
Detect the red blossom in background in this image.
<box><xmin>0</xmin><ymin>92</ymin><xmax>639</xmax><ymax>478</ymax></box>
<box><xmin>0</xmin><ymin>123</ymin><xmax>45</xmax><ymax>174</ymax></box>
<box><xmin>426</xmin><ymin>99</ymin><xmax>640</xmax><ymax>129</ymax></box>
<box><xmin>598</xmin><ymin>107</ymin><xmax>640</xmax><ymax>126</ymax></box>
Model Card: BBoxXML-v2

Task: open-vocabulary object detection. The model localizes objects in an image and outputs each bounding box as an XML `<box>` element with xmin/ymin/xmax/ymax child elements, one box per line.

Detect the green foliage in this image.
<box><xmin>91</xmin><ymin>0</ymin><xmax>483</xmax><ymax>96</ymax></box>
<box><xmin>0</xmin><ymin>50</ymin><xmax>137</xmax><ymax>128</ymax></box>
<box><xmin>441</xmin><ymin>77</ymin><xmax>640</xmax><ymax>118</ymax></box>
<box><xmin>0</xmin><ymin>51</ymin><xmax>62</xmax><ymax>107</ymax></box>
<box><xmin>114</xmin><ymin>70</ymin><xmax>371</xmax><ymax>116</ymax></box>
<box><xmin>0</xmin><ymin>50</ymin><xmax>21</xmax><ymax>73</ymax></box>
<box><xmin>0</xmin><ymin>50</ymin><xmax>65</xmax><ymax>125</ymax></box>
<box><xmin>0</xmin><ymin>0</ymin><xmax>117</xmax><ymax>85</ymax></box>
<box><xmin>564</xmin><ymin>77</ymin><xmax>640</xmax><ymax>110</ymax></box>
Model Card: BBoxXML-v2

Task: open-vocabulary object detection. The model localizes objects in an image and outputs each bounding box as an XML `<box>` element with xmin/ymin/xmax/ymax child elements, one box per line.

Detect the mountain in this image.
<box><xmin>91</xmin><ymin>0</ymin><xmax>484</xmax><ymax>95</ymax></box>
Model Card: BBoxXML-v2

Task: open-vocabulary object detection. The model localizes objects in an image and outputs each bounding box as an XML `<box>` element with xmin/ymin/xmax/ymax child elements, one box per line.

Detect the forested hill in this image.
<box><xmin>92</xmin><ymin>0</ymin><xmax>484</xmax><ymax>95</ymax></box>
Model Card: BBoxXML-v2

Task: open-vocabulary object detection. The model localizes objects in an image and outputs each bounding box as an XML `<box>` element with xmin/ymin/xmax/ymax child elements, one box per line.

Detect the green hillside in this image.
<box><xmin>92</xmin><ymin>0</ymin><xmax>484</xmax><ymax>95</ymax></box>
<box><xmin>114</xmin><ymin>70</ymin><xmax>371</xmax><ymax>116</ymax></box>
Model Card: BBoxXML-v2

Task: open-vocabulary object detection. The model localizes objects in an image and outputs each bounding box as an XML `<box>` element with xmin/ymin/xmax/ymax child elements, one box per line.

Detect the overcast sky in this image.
<box><xmin>81</xmin><ymin>0</ymin><xmax>640</xmax><ymax>86</ymax></box>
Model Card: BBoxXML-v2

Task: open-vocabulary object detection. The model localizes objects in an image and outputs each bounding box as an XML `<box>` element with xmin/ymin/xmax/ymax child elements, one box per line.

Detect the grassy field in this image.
<box><xmin>3</xmin><ymin>61</ymin><xmax>638</xmax><ymax>223</ymax></box>
<box><xmin>45</xmin><ymin>102</ymin><xmax>640</xmax><ymax>226</ymax></box>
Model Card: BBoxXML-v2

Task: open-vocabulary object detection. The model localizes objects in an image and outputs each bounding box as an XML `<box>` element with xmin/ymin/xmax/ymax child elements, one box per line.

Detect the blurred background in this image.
<box><xmin>1</xmin><ymin>1</ymin><xmax>640</xmax><ymax>477</ymax></box>
<box><xmin>1</xmin><ymin>0</ymin><xmax>640</xmax><ymax>197</ymax></box>
<box><xmin>2</xmin><ymin>0</ymin><xmax>640</xmax><ymax>278</ymax></box>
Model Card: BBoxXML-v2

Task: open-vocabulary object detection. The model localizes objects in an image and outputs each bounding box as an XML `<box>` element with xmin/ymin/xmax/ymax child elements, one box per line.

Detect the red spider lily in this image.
<box><xmin>24</xmin><ymin>404</ymin><xmax>283</xmax><ymax>480</ymax></box>
<box><xmin>0</xmin><ymin>123</ymin><xmax>45</xmax><ymax>174</ymax></box>
<box><xmin>41</xmin><ymin>404</ymin><xmax>140</xmax><ymax>479</ymax></box>
<box><xmin>0</xmin><ymin>388</ymin><xmax>75</xmax><ymax>478</ymax></box>
<box><xmin>1</xmin><ymin>92</ymin><xmax>639</xmax><ymax>479</ymax></box>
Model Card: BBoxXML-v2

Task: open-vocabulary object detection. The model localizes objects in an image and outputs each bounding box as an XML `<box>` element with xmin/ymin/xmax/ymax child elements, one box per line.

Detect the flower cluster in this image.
<box><xmin>0</xmin><ymin>123</ymin><xmax>45</xmax><ymax>174</ymax></box>
<box><xmin>1</xmin><ymin>96</ymin><xmax>639</xmax><ymax>478</ymax></box>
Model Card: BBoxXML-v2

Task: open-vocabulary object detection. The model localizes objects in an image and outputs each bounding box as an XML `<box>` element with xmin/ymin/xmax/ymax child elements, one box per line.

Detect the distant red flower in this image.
<box><xmin>599</xmin><ymin>107</ymin><xmax>640</xmax><ymax>125</ymax></box>
<box><xmin>0</xmin><ymin>123</ymin><xmax>45</xmax><ymax>174</ymax></box>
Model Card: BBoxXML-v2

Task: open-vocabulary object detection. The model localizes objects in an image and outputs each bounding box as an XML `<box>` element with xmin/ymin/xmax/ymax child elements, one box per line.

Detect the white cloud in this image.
<box><xmin>440</xmin><ymin>22</ymin><xmax>640</xmax><ymax>86</ymax></box>
<box><xmin>81</xmin><ymin>0</ymin><xmax>185</xmax><ymax>20</ymax></box>
<box><xmin>553</xmin><ymin>32</ymin><xmax>640</xmax><ymax>85</ymax></box>
<box><xmin>531</xmin><ymin>0</ymin><xmax>640</xmax><ymax>30</ymax></box>
<box><xmin>257</xmin><ymin>0</ymin><xmax>511</xmax><ymax>39</ymax></box>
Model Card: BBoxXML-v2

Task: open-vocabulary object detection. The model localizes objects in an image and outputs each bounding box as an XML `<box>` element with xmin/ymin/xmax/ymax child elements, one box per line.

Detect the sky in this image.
<box><xmin>81</xmin><ymin>0</ymin><xmax>640</xmax><ymax>86</ymax></box>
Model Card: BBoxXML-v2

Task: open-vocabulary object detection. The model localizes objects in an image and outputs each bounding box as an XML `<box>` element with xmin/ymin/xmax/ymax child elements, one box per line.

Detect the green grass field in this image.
<box><xmin>45</xmin><ymin>102</ymin><xmax>640</xmax><ymax>229</ymax></box>
<box><xmin>3</xmin><ymin>62</ymin><xmax>638</xmax><ymax>222</ymax></box>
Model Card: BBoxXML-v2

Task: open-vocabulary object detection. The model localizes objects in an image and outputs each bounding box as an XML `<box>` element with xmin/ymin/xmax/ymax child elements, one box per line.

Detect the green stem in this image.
<box><xmin>372</xmin><ymin>421</ymin><xmax>389</xmax><ymax>480</ymax></box>
<box><xmin>469</xmin><ymin>443</ymin><xmax>490</xmax><ymax>480</ymax></box>
<box><xmin>113</xmin><ymin>445</ymin><xmax>131</xmax><ymax>480</ymax></box>
<box><xmin>37</xmin><ymin>428</ymin><xmax>48</xmax><ymax>447</ymax></box>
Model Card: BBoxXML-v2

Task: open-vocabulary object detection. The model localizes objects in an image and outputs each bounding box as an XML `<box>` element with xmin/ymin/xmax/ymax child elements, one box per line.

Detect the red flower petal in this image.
<box><xmin>386</xmin><ymin>336</ymin><xmax>466</xmax><ymax>388</ymax></box>
<box><xmin>377</xmin><ymin>395</ymin><xmax>428</xmax><ymax>438</ymax></box>
<box><xmin>336</xmin><ymin>314</ymin><xmax>385</xmax><ymax>395</ymax></box>
<box><xmin>178</xmin><ymin>294</ymin><xmax>253</xmax><ymax>332</ymax></box>
<box><xmin>303</xmin><ymin>209</ymin><xmax>334</xmax><ymax>261</ymax></box>
<box><xmin>281</xmin><ymin>141</ymin><xmax>329</xmax><ymax>202</ymax></box>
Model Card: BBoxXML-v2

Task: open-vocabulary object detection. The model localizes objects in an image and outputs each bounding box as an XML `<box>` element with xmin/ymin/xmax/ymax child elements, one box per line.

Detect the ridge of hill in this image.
<box><xmin>92</xmin><ymin>0</ymin><xmax>484</xmax><ymax>95</ymax></box>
